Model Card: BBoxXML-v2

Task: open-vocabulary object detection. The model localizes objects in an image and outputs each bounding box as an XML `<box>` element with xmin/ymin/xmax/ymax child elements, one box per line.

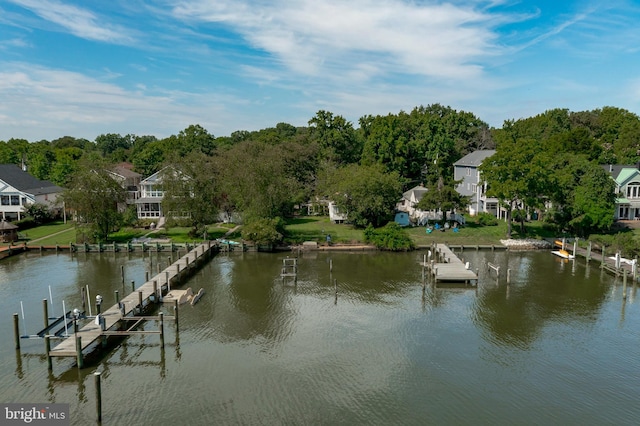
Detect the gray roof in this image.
<box><xmin>0</xmin><ymin>164</ymin><xmax>63</xmax><ymax>195</ymax></box>
<box><xmin>454</xmin><ymin>150</ymin><xmax>496</xmax><ymax>167</ymax></box>
<box><xmin>602</xmin><ymin>164</ymin><xmax>639</xmax><ymax>180</ymax></box>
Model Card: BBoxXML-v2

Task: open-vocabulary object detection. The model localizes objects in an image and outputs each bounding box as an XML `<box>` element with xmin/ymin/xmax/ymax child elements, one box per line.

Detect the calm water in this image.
<box><xmin>0</xmin><ymin>249</ymin><xmax>639</xmax><ymax>425</ymax></box>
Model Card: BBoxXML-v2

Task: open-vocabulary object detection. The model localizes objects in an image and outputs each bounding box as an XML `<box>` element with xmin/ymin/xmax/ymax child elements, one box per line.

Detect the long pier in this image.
<box><xmin>424</xmin><ymin>243</ymin><xmax>478</xmax><ymax>284</ymax></box>
<box><xmin>47</xmin><ymin>241</ymin><xmax>217</xmax><ymax>361</ymax></box>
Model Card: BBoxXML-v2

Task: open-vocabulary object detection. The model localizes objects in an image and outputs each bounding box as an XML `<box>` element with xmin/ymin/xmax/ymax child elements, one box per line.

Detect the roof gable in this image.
<box><xmin>0</xmin><ymin>164</ymin><xmax>62</xmax><ymax>194</ymax></box>
<box><xmin>454</xmin><ymin>150</ymin><xmax>496</xmax><ymax>167</ymax></box>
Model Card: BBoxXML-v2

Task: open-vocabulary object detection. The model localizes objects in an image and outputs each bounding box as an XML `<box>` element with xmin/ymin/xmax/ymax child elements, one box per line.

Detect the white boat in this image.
<box><xmin>552</xmin><ymin>249</ymin><xmax>574</xmax><ymax>259</ymax></box>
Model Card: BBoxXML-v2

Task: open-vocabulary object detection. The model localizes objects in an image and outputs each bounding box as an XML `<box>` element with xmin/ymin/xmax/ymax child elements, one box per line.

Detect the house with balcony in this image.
<box><xmin>108</xmin><ymin>162</ymin><xmax>141</xmax><ymax>206</ymax></box>
<box><xmin>604</xmin><ymin>164</ymin><xmax>640</xmax><ymax>220</ymax></box>
<box><xmin>453</xmin><ymin>150</ymin><xmax>500</xmax><ymax>217</ymax></box>
<box><xmin>136</xmin><ymin>169</ymin><xmax>165</xmax><ymax>220</ymax></box>
<box><xmin>0</xmin><ymin>164</ymin><xmax>63</xmax><ymax>221</ymax></box>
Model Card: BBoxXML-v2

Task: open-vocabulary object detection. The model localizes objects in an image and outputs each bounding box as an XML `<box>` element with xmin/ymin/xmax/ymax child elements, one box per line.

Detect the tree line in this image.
<box><xmin>3</xmin><ymin>105</ymin><xmax>639</xmax><ymax>242</ymax></box>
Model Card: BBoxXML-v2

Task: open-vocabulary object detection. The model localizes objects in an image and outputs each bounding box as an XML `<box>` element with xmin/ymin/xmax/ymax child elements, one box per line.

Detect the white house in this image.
<box><xmin>135</xmin><ymin>169</ymin><xmax>165</xmax><ymax>220</ymax></box>
<box><xmin>0</xmin><ymin>164</ymin><xmax>63</xmax><ymax>221</ymax></box>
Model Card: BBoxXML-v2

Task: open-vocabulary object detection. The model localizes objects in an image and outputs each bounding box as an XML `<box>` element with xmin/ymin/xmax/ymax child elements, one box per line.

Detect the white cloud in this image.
<box><xmin>7</xmin><ymin>0</ymin><xmax>134</xmax><ymax>43</ymax></box>
<box><xmin>172</xmin><ymin>0</ymin><xmax>502</xmax><ymax>81</ymax></box>
<box><xmin>0</xmin><ymin>63</ymin><xmax>239</xmax><ymax>140</ymax></box>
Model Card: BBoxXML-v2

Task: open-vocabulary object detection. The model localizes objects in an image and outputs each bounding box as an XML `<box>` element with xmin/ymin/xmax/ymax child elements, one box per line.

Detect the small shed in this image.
<box><xmin>0</xmin><ymin>220</ymin><xmax>18</xmax><ymax>242</ymax></box>
<box><xmin>394</xmin><ymin>211</ymin><xmax>410</xmax><ymax>227</ymax></box>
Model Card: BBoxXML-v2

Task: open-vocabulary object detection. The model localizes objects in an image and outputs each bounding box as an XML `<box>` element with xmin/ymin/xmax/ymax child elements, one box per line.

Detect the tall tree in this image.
<box><xmin>309</xmin><ymin>110</ymin><xmax>362</xmax><ymax>164</ymax></box>
<box><xmin>416</xmin><ymin>177</ymin><xmax>470</xmax><ymax>223</ymax></box>
<box><xmin>63</xmin><ymin>159</ymin><xmax>127</xmax><ymax>242</ymax></box>
<box><xmin>161</xmin><ymin>153</ymin><xmax>220</xmax><ymax>237</ymax></box>
<box><xmin>322</xmin><ymin>164</ymin><xmax>403</xmax><ymax>228</ymax></box>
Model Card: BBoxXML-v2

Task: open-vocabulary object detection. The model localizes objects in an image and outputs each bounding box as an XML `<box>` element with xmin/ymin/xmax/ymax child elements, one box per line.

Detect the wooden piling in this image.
<box><xmin>76</xmin><ymin>336</ymin><xmax>83</xmax><ymax>369</ymax></box>
<box><xmin>174</xmin><ymin>300</ymin><xmax>179</xmax><ymax>330</ymax></box>
<box><xmin>153</xmin><ymin>281</ymin><xmax>158</xmax><ymax>302</ymax></box>
<box><xmin>131</xmin><ymin>280</ymin><xmax>135</xmax><ymax>293</ymax></box>
<box><xmin>138</xmin><ymin>291</ymin><xmax>143</xmax><ymax>314</ymax></box>
<box><xmin>159</xmin><ymin>312</ymin><xmax>165</xmax><ymax>349</ymax></box>
<box><xmin>145</xmin><ymin>271</ymin><xmax>149</xmax><ymax>282</ymax></box>
<box><xmin>601</xmin><ymin>246</ymin><xmax>606</xmax><ymax>269</ymax></box>
<box><xmin>45</xmin><ymin>335</ymin><xmax>52</xmax><ymax>370</ymax></box>
<box><xmin>13</xmin><ymin>313</ymin><xmax>20</xmax><ymax>350</ymax></box>
<box><xmin>42</xmin><ymin>299</ymin><xmax>49</xmax><ymax>330</ymax></box>
<box><xmin>94</xmin><ymin>371</ymin><xmax>102</xmax><ymax>422</ymax></box>
<box><xmin>121</xmin><ymin>265</ymin><xmax>124</xmax><ymax>283</ymax></box>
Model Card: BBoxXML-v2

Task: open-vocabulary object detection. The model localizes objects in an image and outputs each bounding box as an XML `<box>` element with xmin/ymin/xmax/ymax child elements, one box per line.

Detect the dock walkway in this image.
<box><xmin>424</xmin><ymin>244</ymin><xmax>478</xmax><ymax>284</ymax></box>
<box><xmin>48</xmin><ymin>241</ymin><xmax>215</xmax><ymax>358</ymax></box>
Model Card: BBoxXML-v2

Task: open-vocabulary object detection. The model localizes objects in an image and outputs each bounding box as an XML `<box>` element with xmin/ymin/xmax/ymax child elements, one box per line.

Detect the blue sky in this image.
<box><xmin>1</xmin><ymin>0</ymin><xmax>639</xmax><ymax>142</ymax></box>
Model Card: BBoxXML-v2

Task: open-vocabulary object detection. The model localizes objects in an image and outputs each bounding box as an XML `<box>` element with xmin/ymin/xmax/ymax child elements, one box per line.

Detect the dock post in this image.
<box><xmin>573</xmin><ymin>238</ymin><xmax>578</xmax><ymax>258</ymax></box>
<box><xmin>507</xmin><ymin>269</ymin><xmax>511</xmax><ymax>284</ymax></box>
<box><xmin>131</xmin><ymin>280</ymin><xmax>135</xmax><ymax>293</ymax></box>
<box><xmin>176</xmin><ymin>264</ymin><xmax>180</xmax><ymax>273</ymax></box>
<box><xmin>13</xmin><ymin>313</ymin><xmax>20</xmax><ymax>350</ymax></box>
<box><xmin>153</xmin><ymin>281</ymin><xmax>158</xmax><ymax>303</ymax></box>
<box><xmin>121</xmin><ymin>265</ymin><xmax>124</xmax><ymax>284</ymax></box>
<box><xmin>138</xmin><ymin>291</ymin><xmax>143</xmax><ymax>314</ymax></box>
<box><xmin>76</xmin><ymin>336</ymin><xmax>83</xmax><ymax>369</ymax></box>
<box><xmin>45</xmin><ymin>335</ymin><xmax>52</xmax><ymax>370</ymax></box>
<box><xmin>145</xmin><ymin>271</ymin><xmax>149</xmax><ymax>282</ymax></box>
<box><xmin>330</xmin><ymin>259</ymin><xmax>333</xmax><ymax>272</ymax></box>
<box><xmin>114</xmin><ymin>290</ymin><xmax>120</xmax><ymax>306</ymax></box>
<box><xmin>623</xmin><ymin>270</ymin><xmax>628</xmax><ymax>300</ymax></box>
<box><xmin>165</xmin><ymin>271</ymin><xmax>170</xmax><ymax>292</ymax></box>
<box><xmin>174</xmin><ymin>300</ymin><xmax>179</xmax><ymax>330</ymax></box>
<box><xmin>159</xmin><ymin>312</ymin><xmax>165</xmax><ymax>349</ymax></box>
<box><xmin>42</xmin><ymin>298</ymin><xmax>49</xmax><ymax>330</ymax></box>
<box><xmin>94</xmin><ymin>371</ymin><xmax>102</xmax><ymax>423</ymax></box>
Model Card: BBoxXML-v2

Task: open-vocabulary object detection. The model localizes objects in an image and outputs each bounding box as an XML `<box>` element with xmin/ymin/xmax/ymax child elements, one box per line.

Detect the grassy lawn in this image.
<box><xmin>4</xmin><ymin>216</ymin><xmax>562</xmax><ymax>249</ymax></box>
<box><xmin>284</xmin><ymin>216</ymin><xmax>364</xmax><ymax>244</ymax></box>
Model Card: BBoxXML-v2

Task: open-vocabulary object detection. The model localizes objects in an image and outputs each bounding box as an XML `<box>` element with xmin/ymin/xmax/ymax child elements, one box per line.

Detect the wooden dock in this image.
<box><xmin>424</xmin><ymin>244</ymin><xmax>478</xmax><ymax>284</ymax></box>
<box><xmin>48</xmin><ymin>241</ymin><xmax>217</xmax><ymax>359</ymax></box>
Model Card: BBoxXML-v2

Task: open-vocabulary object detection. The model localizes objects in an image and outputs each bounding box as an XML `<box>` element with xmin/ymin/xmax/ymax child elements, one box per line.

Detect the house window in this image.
<box><xmin>627</xmin><ymin>182</ymin><xmax>640</xmax><ymax>199</ymax></box>
<box><xmin>471</xmin><ymin>184</ymin><xmax>477</xmax><ymax>193</ymax></box>
<box><xmin>1</xmin><ymin>196</ymin><xmax>9</xmax><ymax>205</ymax></box>
<box><xmin>10</xmin><ymin>196</ymin><xmax>19</xmax><ymax>206</ymax></box>
<box><xmin>467</xmin><ymin>167</ymin><xmax>471</xmax><ymax>176</ymax></box>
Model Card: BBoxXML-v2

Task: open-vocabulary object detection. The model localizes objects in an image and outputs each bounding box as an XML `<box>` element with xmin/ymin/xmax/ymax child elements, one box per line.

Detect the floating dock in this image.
<box><xmin>424</xmin><ymin>244</ymin><xmax>478</xmax><ymax>284</ymax></box>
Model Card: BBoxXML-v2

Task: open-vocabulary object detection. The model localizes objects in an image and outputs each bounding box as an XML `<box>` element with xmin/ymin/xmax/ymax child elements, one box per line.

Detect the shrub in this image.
<box><xmin>364</xmin><ymin>222</ymin><xmax>415</xmax><ymax>251</ymax></box>
<box><xmin>475</xmin><ymin>212</ymin><xmax>498</xmax><ymax>226</ymax></box>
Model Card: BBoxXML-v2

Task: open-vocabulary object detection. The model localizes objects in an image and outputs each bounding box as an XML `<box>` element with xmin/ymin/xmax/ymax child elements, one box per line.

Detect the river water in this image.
<box><xmin>0</xmin><ymin>249</ymin><xmax>639</xmax><ymax>425</ymax></box>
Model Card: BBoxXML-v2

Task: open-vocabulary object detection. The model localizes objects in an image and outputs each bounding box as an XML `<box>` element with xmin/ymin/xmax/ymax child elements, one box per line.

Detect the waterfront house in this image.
<box><xmin>453</xmin><ymin>150</ymin><xmax>500</xmax><ymax>217</ymax></box>
<box><xmin>604</xmin><ymin>164</ymin><xmax>640</xmax><ymax>220</ymax></box>
<box><xmin>0</xmin><ymin>164</ymin><xmax>63</xmax><ymax>221</ymax></box>
<box><xmin>108</xmin><ymin>162</ymin><xmax>141</xmax><ymax>207</ymax></box>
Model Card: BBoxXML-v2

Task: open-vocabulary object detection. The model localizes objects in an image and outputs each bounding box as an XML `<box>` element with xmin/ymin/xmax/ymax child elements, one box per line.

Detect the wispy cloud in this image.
<box><xmin>172</xmin><ymin>0</ymin><xmax>503</xmax><ymax>81</ymax></box>
<box><xmin>0</xmin><ymin>63</ymin><xmax>240</xmax><ymax>140</ymax></box>
<box><xmin>7</xmin><ymin>0</ymin><xmax>134</xmax><ymax>43</ymax></box>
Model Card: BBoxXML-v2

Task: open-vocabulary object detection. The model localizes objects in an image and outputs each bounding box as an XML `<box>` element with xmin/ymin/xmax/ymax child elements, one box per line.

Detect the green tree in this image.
<box><xmin>161</xmin><ymin>153</ymin><xmax>220</xmax><ymax>237</ymax></box>
<box><xmin>479</xmin><ymin>136</ymin><xmax>548</xmax><ymax>238</ymax></box>
<box><xmin>241</xmin><ymin>217</ymin><xmax>285</xmax><ymax>249</ymax></box>
<box><xmin>322</xmin><ymin>164</ymin><xmax>403</xmax><ymax>228</ymax></box>
<box><xmin>309</xmin><ymin>110</ymin><xmax>362</xmax><ymax>164</ymax></box>
<box><xmin>63</xmin><ymin>160</ymin><xmax>127</xmax><ymax>242</ymax></box>
<box><xmin>415</xmin><ymin>177</ymin><xmax>470</xmax><ymax>223</ymax></box>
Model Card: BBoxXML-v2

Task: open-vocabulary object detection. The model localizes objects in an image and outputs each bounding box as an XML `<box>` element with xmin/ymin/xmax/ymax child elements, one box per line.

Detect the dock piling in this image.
<box><xmin>42</xmin><ymin>299</ymin><xmax>49</xmax><ymax>330</ymax></box>
<box><xmin>131</xmin><ymin>280</ymin><xmax>135</xmax><ymax>293</ymax></box>
<box><xmin>75</xmin><ymin>336</ymin><xmax>83</xmax><ymax>369</ymax></box>
<box><xmin>159</xmin><ymin>312</ymin><xmax>165</xmax><ymax>349</ymax></box>
<box><xmin>94</xmin><ymin>372</ymin><xmax>102</xmax><ymax>422</ymax></box>
<box><xmin>174</xmin><ymin>300</ymin><xmax>179</xmax><ymax>330</ymax></box>
<box><xmin>45</xmin><ymin>335</ymin><xmax>52</xmax><ymax>370</ymax></box>
<box><xmin>13</xmin><ymin>313</ymin><xmax>20</xmax><ymax>350</ymax></box>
